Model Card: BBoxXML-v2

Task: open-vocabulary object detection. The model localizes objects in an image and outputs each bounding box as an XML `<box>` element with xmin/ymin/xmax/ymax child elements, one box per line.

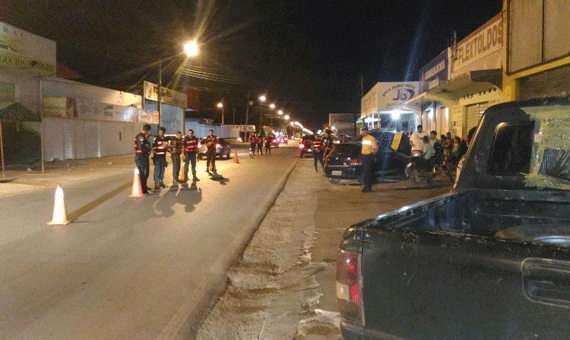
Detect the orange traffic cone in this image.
<box><xmin>47</xmin><ymin>184</ymin><xmax>71</xmax><ymax>225</ymax></box>
<box><xmin>129</xmin><ymin>168</ymin><xmax>144</xmax><ymax>198</ymax></box>
<box><xmin>233</xmin><ymin>151</ymin><xmax>240</xmax><ymax>163</ymax></box>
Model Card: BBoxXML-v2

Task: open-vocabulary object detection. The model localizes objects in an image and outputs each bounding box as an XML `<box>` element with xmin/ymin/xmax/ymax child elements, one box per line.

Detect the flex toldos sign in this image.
<box><xmin>453</xmin><ymin>14</ymin><xmax>503</xmax><ymax>72</ymax></box>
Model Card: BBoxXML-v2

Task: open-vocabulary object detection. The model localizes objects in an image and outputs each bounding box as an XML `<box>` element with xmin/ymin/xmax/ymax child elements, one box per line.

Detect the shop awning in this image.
<box><xmin>405</xmin><ymin>69</ymin><xmax>502</xmax><ymax>107</ymax></box>
<box><xmin>0</xmin><ymin>102</ymin><xmax>42</xmax><ymax>122</ymax></box>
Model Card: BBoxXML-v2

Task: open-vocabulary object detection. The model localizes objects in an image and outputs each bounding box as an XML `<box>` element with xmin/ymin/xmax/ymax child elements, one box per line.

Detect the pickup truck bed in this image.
<box><xmin>338</xmin><ymin>98</ymin><xmax>570</xmax><ymax>340</ymax></box>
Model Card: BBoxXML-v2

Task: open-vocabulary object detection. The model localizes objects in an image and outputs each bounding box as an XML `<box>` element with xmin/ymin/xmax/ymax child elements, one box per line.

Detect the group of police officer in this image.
<box><xmin>249</xmin><ymin>134</ymin><xmax>274</xmax><ymax>156</ymax></box>
<box><xmin>310</xmin><ymin>130</ymin><xmax>334</xmax><ymax>173</ymax></box>
<box><xmin>134</xmin><ymin>124</ymin><xmax>218</xmax><ymax>194</ymax></box>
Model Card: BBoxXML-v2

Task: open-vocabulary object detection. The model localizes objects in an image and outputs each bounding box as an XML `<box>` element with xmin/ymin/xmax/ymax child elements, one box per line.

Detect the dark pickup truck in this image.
<box><xmin>337</xmin><ymin>97</ymin><xmax>570</xmax><ymax>340</ymax></box>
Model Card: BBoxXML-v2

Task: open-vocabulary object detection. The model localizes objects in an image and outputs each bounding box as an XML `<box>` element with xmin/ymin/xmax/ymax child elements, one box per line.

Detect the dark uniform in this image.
<box><xmin>311</xmin><ymin>137</ymin><xmax>324</xmax><ymax>172</ymax></box>
<box><xmin>153</xmin><ymin>134</ymin><xmax>168</xmax><ymax>189</ymax></box>
<box><xmin>249</xmin><ymin>136</ymin><xmax>257</xmax><ymax>156</ymax></box>
<box><xmin>322</xmin><ymin>136</ymin><xmax>334</xmax><ymax>166</ymax></box>
<box><xmin>170</xmin><ymin>135</ymin><xmax>183</xmax><ymax>184</ymax></box>
<box><xmin>134</xmin><ymin>132</ymin><xmax>151</xmax><ymax>194</ymax></box>
<box><xmin>183</xmin><ymin>135</ymin><xmax>199</xmax><ymax>181</ymax></box>
<box><xmin>205</xmin><ymin>135</ymin><xmax>218</xmax><ymax>172</ymax></box>
<box><xmin>264</xmin><ymin>136</ymin><xmax>272</xmax><ymax>155</ymax></box>
<box><xmin>256</xmin><ymin>136</ymin><xmax>264</xmax><ymax>155</ymax></box>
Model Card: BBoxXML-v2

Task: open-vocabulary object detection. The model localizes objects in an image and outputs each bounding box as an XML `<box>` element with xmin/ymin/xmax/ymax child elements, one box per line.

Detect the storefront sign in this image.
<box><xmin>0</xmin><ymin>21</ymin><xmax>56</xmax><ymax>76</ymax></box>
<box><xmin>143</xmin><ymin>81</ymin><xmax>187</xmax><ymax>108</ymax></box>
<box><xmin>419</xmin><ymin>49</ymin><xmax>449</xmax><ymax>92</ymax></box>
<box><xmin>43</xmin><ymin>97</ymin><xmax>157</xmax><ymax>123</ymax></box>
<box><xmin>362</xmin><ymin>82</ymin><xmax>419</xmax><ymax>116</ymax></box>
<box><xmin>452</xmin><ymin>14</ymin><xmax>503</xmax><ymax>77</ymax></box>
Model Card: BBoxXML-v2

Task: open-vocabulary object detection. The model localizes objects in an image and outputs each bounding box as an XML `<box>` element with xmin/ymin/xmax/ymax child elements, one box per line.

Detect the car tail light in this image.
<box><xmin>411</xmin><ymin>150</ymin><xmax>422</xmax><ymax>157</ymax></box>
<box><xmin>350</xmin><ymin>159</ymin><xmax>361</xmax><ymax>165</ymax></box>
<box><xmin>337</xmin><ymin>250</ymin><xmax>364</xmax><ymax>325</ymax></box>
<box><xmin>299</xmin><ymin>144</ymin><xmax>305</xmax><ymax>149</ymax></box>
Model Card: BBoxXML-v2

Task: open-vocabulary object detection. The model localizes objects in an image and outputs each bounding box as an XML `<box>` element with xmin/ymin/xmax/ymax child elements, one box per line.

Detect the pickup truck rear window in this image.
<box><xmin>487</xmin><ymin>122</ymin><xmax>534</xmax><ymax>176</ymax></box>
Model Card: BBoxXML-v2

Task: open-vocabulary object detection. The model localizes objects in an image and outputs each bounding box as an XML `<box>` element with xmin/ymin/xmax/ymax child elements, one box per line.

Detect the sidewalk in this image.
<box><xmin>196</xmin><ymin>158</ymin><xmax>452</xmax><ymax>339</ymax></box>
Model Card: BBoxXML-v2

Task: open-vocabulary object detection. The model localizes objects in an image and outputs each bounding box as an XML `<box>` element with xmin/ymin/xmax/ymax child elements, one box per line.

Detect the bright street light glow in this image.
<box><xmin>284</xmin><ymin>115</ymin><xmax>290</xmax><ymax>120</ymax></box>
<box><xmin>269</xmin><ymin>103</ymin><xmax>276</xmax><ymax>109</ymax></box>
<box><xmin>183</xmin><ymin>40</ymin><xmax>199</xmax><ymax>57</ymax></box>
<box><xmin>259</xmin><ymin>95</ymin><xmax>267</xmax><ymax>102</ymax></box>
<box><xmin>391</xmin><ymin>109</ymin><xmax>403</xmax><ymax>120</ymax></box>
<box><xmin>217</xmin><ymin>102</ymin><xmax>223</xmax><ymax>108</ymax></box>
<box><xmin>290</xmin><ymin>122</ymin><xmax>294</xmax><ymax>126</ymax></box>
<box><xmin>277</xmin><ymin>110</ymin><xmax>283</xmax><ymax>115</ymax></box>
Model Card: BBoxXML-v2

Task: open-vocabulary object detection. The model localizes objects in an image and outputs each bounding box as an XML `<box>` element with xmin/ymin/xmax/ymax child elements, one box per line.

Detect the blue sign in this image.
<box><xmin>419</xmin><ymin>49</ymin><xmax>449</xmax><ymax>93</ymax></box>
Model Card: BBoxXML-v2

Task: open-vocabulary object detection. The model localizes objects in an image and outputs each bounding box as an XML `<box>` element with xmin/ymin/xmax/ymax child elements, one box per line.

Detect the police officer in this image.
<box><xmin>205</xmin><ymin>129</ymin><xmax>217</xmax><ymax>173</ymax></box>
<box><xmin>311</xmin><ymin>135</ymin><xmax>324</xmax><ymax>172</ymax></box>
<box><xmin>153</xmin><ymin>127</ymin><xmax>168</xmax><ymax>190</ymax></box>
<box><xmin>170</xmin><ymin>131</ymin><xmax>183</xmax><ymax>185</ymax></box>
<box><xmin>264</xmin><ymin>135</ymin><xmax>272</xmax><ymax>155</ymax></box>
<box><xmin>183</xmin><ymin>129</ymin><xmax>200</xmax><ymax>182</ymax></box>
<box><xmin>249</xmin><ymin>134</ymin><xmax>257</xmax><ymax>157</ymax></box>
<box><xmin>134</xmin><ymin>124</ymin><xmax>151</xmax><ymax>194</ymax></box>
<box><xmin>256</xmin><ymin>134</ymin><xmax>264</xmax><ymax>155</ymax></box>
<box><xmin>322</xmin><ymin>130</ymin><xmax>334</xmax><ymax>167</ymax></box>
<box><xmin>360</xmin><ymin>126</ymin><xmax>378</xmax><ymax>193</ymax></box>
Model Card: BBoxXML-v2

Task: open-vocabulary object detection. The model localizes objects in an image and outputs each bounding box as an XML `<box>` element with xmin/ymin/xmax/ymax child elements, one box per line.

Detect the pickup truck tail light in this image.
<box><xmin>337</xmin><ymin>250</ymin><xmax>364</xmax><ymax>325</ymax></box>
<box><xmin>350</xmin><ymin>159</ymin><xmax>361</xmax><ymax>165</ymax></box>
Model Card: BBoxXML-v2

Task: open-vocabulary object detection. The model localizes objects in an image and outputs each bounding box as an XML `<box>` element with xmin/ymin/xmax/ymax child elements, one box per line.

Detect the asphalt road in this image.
<box><xmin>0</xmin><ymin>145</ymin><xmax>298</xmax><ymax>340</ymax></box>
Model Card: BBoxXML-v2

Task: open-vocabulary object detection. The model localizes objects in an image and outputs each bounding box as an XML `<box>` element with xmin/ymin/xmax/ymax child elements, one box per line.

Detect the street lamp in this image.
<box><xmin>259</xmin><ymin>95</ymin><xmax>267</xmax><ymax>102</ymax></box>
<box><xmin>157</xmin><ymin>39</ymin><xmax>199</xmax><ymax>130</ymax></box>
<box><xmin>284</xmin><ymin>114</ymin><xmax>290</xmax><ymax>120</ymax></box>
<box><xmin>183</xmin><ymin>40</ymin><xmax>199</xmax><ymax>57</ymax></box>
<box><xmin>216</xmin><ymin>101</ymin><xmax>225</xmax><ymax>125</ymax></box>
<box><xmin>269</xmin><ymin>103</ymin><xmax>276</xmax><ymax>109</ymax></box>
<box><xmin>277</xmin><ymin>110</ymin><xmax>283</xmax><ymax>115</ymax></box>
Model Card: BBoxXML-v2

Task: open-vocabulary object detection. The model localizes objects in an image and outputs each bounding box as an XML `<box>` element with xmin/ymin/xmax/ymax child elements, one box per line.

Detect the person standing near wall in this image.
<box><xmin>170</xmin><ymin>131</ymin><xmax>183</xmax><ymax>185</ymax></box>
<box><xmin>205</xmin><ymin>129</ymin><xmax>218</xmax><ymax>173</ymax></box>
<box><xmin>153</xmin><ymin>127</ymin><xmax>168</xmax><ymax>190</ymax></box>
<box><xmin>134</xmin><ymin>124</ymin><xmax>151</xmax><ymax>194</ymax></box>
<box><xmin>183</xmin><ymin>129</ymin><xmax>200</xmax><ymax>182</ymax></box>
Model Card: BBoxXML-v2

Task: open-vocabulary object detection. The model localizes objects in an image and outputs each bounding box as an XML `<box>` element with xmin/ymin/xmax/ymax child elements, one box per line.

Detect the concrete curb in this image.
<box><xmin>157</xmin><ymin>157</ymin><xmax>301</xmax><ymax>340</ymax></box>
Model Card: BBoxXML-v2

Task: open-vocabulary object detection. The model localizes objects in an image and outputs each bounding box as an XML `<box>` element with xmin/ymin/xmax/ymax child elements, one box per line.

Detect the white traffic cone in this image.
<box><xmin>129</xmin><ymin>168</ymin><xmax>144</xmax><ymax>198</ymax></box>
<box><xmin>47</xmin><ymin>184</ymin><xmax>71</xmax><ymax>225</ymax></box>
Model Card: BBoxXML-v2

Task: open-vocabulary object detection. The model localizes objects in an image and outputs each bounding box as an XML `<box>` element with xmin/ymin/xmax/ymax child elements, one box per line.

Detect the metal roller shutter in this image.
<box><xmin>465</xmin><ymin>102</ymin><xmax>488</xmax><ymax>133</ymax></box>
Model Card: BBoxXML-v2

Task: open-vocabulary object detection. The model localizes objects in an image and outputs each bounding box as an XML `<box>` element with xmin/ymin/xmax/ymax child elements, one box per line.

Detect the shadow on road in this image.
<box><xmin>208</xmin><ymin>172</ymin><xmax>229</xmax><ymax>185</ymax></box>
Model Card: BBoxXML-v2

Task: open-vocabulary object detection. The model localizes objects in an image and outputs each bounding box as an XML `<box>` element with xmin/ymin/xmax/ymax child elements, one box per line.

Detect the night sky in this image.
<box><xmin>1</xmin><ymin>0</ymin><xmax>501</xmax><ymax>130</ymax></box>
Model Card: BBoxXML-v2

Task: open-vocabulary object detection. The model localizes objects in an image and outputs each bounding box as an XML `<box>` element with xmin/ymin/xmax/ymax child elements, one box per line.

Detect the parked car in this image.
<box><xmin>270</xmin><ymin>136</ymin><xmax>280</xmax><ymax>147</ymax></box>
<box><xmin>337</xmin><ymin>97</ymin><xmax>570</xmax><ymax>340</ymax></box>
<box><xmin>198</xmin><ymin>138</ymin><xmax>231</xmax><ymax>159</ymax></box>
<box><xmin>298</xmin><ymin>135</ymin><xmax>315</xmax><ymax>157</ymax></box>
<box><xmin>324</xmin><ymin>130</ymin><xmax>410</xmax><ymax>184</ymax></box>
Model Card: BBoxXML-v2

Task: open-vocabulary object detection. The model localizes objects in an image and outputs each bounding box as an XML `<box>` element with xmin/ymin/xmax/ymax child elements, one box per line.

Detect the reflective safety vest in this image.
<box><xmin>134</xmin><ymin>132</ymin><xmax>151</xmax><ymax>155</ymax></box>
<box><xmin>257</xmin><ymin>137</ymin><xmax>263</xmax><ymax>145</ymax></box>
<box><xmin>184</xmin><ymin>136</ymin><xmax>199</xmax><ymax>153</ymax></box>
<box><xmin>170</xmin><ymin>137</ymin><xmax>183</xmax><ymax>154</ymax></box>
<box><xmin>312</xmin><ymin>138</ymin><xmax>322</xmax><ymax>152</ymax></box>
<box><xmin>205</xmin><ymin>135</ymin><xmax>217</xmax><ymax>151</ymax></box>
<box><xmin>153</xmin><ymin>136</ymin><xmax>168</xmax><ymax>156</ymax></box>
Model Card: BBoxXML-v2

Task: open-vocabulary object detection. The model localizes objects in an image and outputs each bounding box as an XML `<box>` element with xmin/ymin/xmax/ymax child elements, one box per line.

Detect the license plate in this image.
<box><xmin>332</xmin><ymin>170</ymin><xmax>342</xmax><ymax>176</ymax></box>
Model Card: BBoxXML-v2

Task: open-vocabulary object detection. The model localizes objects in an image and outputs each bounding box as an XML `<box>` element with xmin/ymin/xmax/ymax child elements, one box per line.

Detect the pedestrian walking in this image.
<box><xmin>311</xmin><ymin>135</ymin><xmax>324</xmax><ymax>172</ymax></box>
<box><xmin>256</xmin><ymin>135</ymin><xmax>264</xmax><ymax>155</ymax></box>
<box><xmin>264</xmin><ymin>135</ymin><xmax>272</xmax><ymax>155</ymax></box>
<box><xmin>360</xmin><ymin>126</ymin><xmax>378</xmax><ymax>193</ymax></box>
<box><xmin>205</xmin><ymin>129</ymin><xmax>218</xmax><ymax>172</ymax></box>
<box><xmin>153</xmin><ymin>127</ymin><xmax>168</xmax><ymax>190</ymax></box>
<box><xmin>134</xmin><ymin>124</ymin><xmax>151</xmax><ymax>194</ymax></box>
<box><xmin>183</xmin><ymin>129</ymin><xmax>200</xmax><ymax>182</ymax></box>
<box><xmin>249</xmin><ymin>135</ymin><xmax>257</xmax><ymax>157</ymax></box>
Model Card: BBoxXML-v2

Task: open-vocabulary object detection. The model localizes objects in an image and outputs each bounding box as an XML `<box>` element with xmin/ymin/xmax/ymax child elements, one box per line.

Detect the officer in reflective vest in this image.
<box><xmin>134</xmin><ymin>124</ymin><xmax>151</xmax><ymax>194</ymax></box>
<box><xmin>264</xmin><ymin>135</ymin><xmax>272</xmax><ymax>155</ymax></box>
<box><xmin>249</xmin><ymin>135</ymin><xmax>257</xmax><ymax>157</ymax></box>
<box><xmin>360</xmin><ymin>126</ymin><xmax>378</xmax><ymax>193</ymax></box>
<box><xmin>170</xmin><ymin>131</ymin><xmax>183</xmax><ymax>185</ymax></box>
<box><xmin>153</xmin><ymin>127</ymin><xmax>168</xmax><ymax>190</ymax></box>
<box><xmin>256</xmin><ymin>135</ymin><xmax>264</xmax><ymax>155</ymax></box>
<box><xmin>205</xmin><ymin>129</ymin><xmax>218</xmax><ymax>172</ymax></box>
<box><xmin>183</xmin><ymin>129</ymin><xmax>200</xmax><ymax>182</ymax></box>
<box><xmin>311</xmin><ymin>135</ymin><xmax>324</xmax><ymax>172</ymax></box>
